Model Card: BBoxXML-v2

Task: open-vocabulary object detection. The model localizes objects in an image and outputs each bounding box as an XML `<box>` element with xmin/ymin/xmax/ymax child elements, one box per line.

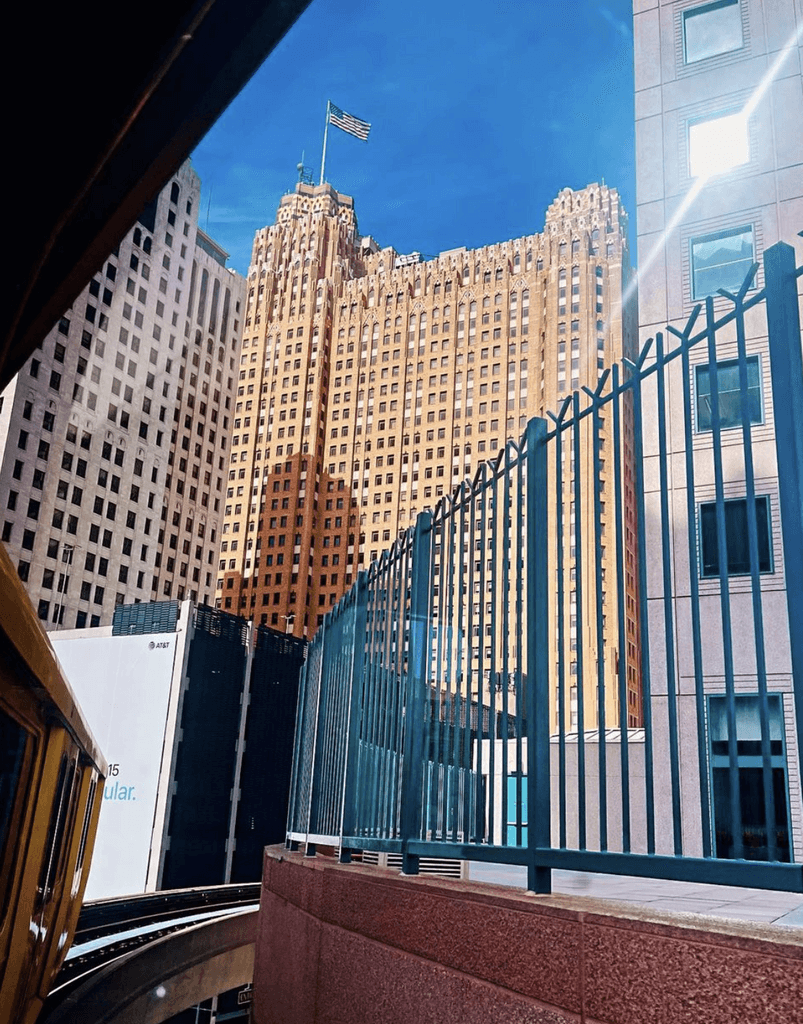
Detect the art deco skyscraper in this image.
<box><xmin>219</xmin><ymin>180</ymin><xmax>642</xmax><ymax>728</ymax></box>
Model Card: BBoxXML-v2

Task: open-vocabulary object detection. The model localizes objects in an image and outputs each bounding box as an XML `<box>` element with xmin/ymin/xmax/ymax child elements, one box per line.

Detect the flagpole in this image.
<box><xmin>319</xmin><ymin>100</ymin><xmax>330</xmax><ymax>185</ymax></box>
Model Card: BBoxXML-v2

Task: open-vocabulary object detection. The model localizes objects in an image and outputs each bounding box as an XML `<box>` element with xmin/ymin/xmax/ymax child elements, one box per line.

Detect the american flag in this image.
<box><xmin>329</xmin><ymin>103</ymin><xmax>371</xmax><ymax>141</ymax></box>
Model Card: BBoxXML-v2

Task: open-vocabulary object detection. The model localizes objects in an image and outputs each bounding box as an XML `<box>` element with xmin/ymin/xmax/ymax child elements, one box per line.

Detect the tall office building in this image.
<box><xmin>0</xmin><ymin>162</ymin><xmax>245</xmax><ymax>629</ymax></box>
<box><xmin>633</xmin><ymin>0</ymin><xmax>803</xmax><ymax>856</ymax></box>
<box><xmin>218</xmin><ymin>180</ymin><xmax>642</xmax><ymax>726</ymax></box>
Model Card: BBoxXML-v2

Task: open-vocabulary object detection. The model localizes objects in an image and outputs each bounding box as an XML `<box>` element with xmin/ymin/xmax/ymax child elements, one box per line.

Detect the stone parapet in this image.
<box><xmin>254</xmin><ymin>846</ymin><xmax>803</xmax><ymax>1024</ymax></box>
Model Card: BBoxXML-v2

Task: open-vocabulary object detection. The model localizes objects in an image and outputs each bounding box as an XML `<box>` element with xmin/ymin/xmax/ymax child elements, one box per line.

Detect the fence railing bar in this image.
<box><xmin>501</xmin><ymin>441</ymin><xmax>512</xmax><ymax>844</ymax></box>
<box><xmin>488</xmin><ymin>465</ymin><xmax>499</xmax><ymax>843</ymax></box>
<box><xmin>364</xmin><ymin>579</ymin><xmax>383</xmax><ymax>836</ymax></box>
<box><xmin>444</xmin><ymin>488</ymin><xmax>458</xmax><ymax>840</ymax></box>
<box><xmin>555</xmin><ymin>419</ymin><xmax>567</xmax><ymax>849</ymax></box>
<box><xmin>432</xmin><ymin>516</ymin><xmax>447</xmax><ymax>839</ymax></box>
<box><xmin>339</xmin><ymin>573</ymin><xmax>368</xmax><ymax>859</ymax></box>
<box><xmin>286</xmin><ymin>655</ymin><xmax>309</xmax><ymax>839</ymax></box>
<box><xmin>476</xmin><ymin>481</ymin><xmax>488</xmax><ymax>845</ymax></box>
<box><xmin>583</xmin><ymin>378</ymin><xmax>609</xmax><ymax>851</ymax></box>
<box><xmin>420</xmin><ymin>529</ymin><xmax>436</xmax><ymax>842</ymax></box>
<box><xmin>611</xmin><ymin>363</ymin><xmax>631</xmax><ymax>852</ymax></box>
<box><xmin>400</xmin><ymin>510</ymin><xmax>433</xmax><ymax>872</ymax></box>
<box><xmin>296</xmin><ymin>638</ymin><xmax>318</xmax><ymax>837</ymax></box>
<box><xmin>386</xmin><ymin>544</ymin><xmax>404</xmax><ymax>837</ymax></box>
<box><xmin>526</xmin><ymin>418</ymin><xmax>551</xmax><ymax>892</ymax></box>
<box><xmin>733</xmin><ymin>291</ymin><xmax>777</xmax><ymax>862</ymax></box>
<box><xmin>628</xmin><ymin>353</ymin><xmax>656</xmax><ymax>854</ymax></box>
<box><xmin>706</xmin><ymin>294</ymin><xmax>744</xmax><ymax>862</ymax></box>
<box><xmin>464</xmin><ymin>476</ymin><xmax>477</xmax><ymax>842</ymax></box>
<box><xmin>304</xmin><ymin>617</ymin><xmax>327</xmax><ymax>852</ymax></box>
<box><xmin>328</xmin><ymin>612</ymin><xmax>349</xmax><ymax>835</ymax></box>
<box><xmin>655</xmin><ymin>331</ymin><xmax>684</xmax><ymax>855</ymax></box>
<box><xmin>675</xmin><ymin>321</ymin><xmax>713</xmax><ymax>859</ymax></box>
<box><xmin>365</xmin><ymin>581</ymin><xmax>383</xmax><ymax>837</ymax></box>
<box><xmin>764</xmin><ymin>241</ymin><xmax>803</xmax><ymax>865</ymax></box>
<box><xmin>515</xmin><ymin>440</ymin><xmax>525</xmax><ymax>848</ymax></box>
<box><xmin>455</xmin><ymin>484</ymin><xmax>468</xmax><ymax>842</ymax></box>
<box><xmin>323</xmin><ymin>613</ymin><xmax>344</xmax><ymax>836</ymax></box>
<box><xmin>316</xmin><ymin>615</ymin><xmax>336</xmax><ymax>835</ymax></box>
<box><xmin>385</xmin><ymin>556</ymin><xmax>402</xmax><ymax>839</ymax></box>
<box><xmin>572</xmin><ymin>392</ymin><xmax>588</xmax><ymax>850</ymax></box>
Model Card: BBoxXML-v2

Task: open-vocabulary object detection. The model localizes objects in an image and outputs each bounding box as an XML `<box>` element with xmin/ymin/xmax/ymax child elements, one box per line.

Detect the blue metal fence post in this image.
<box><xmin>304</xmin><ymin>617</ymin><xmax>327</xmax><ymax>857</ymax></box>
<box><xmin>286</xmin><ymin>654</ymin><xmax>309</xmax><ymax>850</ymax></box>
<box><xmin>400</xmin><ymin>510</ymin><xmax>433</xmax><ymax>874</ymax></box>
<box><xmin>764</xmin><ymin>240</ymin><xmax>803</xmax><ymax>800</ymax></box>
<box><xmin>338</xmin><ymin>572</ymin><xmax>369</xmax><ymax>862</ymax></box>
<box><xmin>525</xmin><ymin>417</ymin><xmax>551</xmax><ymax>893</ymax></box>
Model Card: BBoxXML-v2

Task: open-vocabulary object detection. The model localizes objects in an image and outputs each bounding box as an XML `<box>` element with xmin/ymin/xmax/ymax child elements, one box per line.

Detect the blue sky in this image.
<box><xmin>192</xmin><ymin>0</ymin><xmax>636</xmax><ymax>276</ymax></box>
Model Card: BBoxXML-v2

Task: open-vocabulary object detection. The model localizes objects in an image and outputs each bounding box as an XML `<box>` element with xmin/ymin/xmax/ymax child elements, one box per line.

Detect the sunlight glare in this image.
<box><xmin>689</xmin><ymin>111</ymin><xmax>749</xmax><ymax>179</ymax></box>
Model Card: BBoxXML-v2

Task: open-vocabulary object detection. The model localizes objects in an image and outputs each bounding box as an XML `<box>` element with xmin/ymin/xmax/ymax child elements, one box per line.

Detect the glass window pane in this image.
<box><xmin>0</xmin><ymin>710</ymin><xmax>29</xmax><ymax>862</ymax></box>
<box><xmin>691</xmin><ymin>227</ymin><xmax>753</xmax><ymax>299</ymax></box>
<box><xmin>689</xmin><ymin>111</ymin><xmax>749</xmax><ymax>178</ymax></box>
<box><xmin>709</xmin><ymin>695</ymin><xmax>790</xmax><ymax>862</ymax></box>
<box><xmin>712</xmin><ymin>766</ymin><xmax>790</xmax><ymax>860</ymax></box>
<box><xmin>700</xmin><ymin>496</ymin><xmax>771</xmax><ymax>577</ymax></box>
<box><xmin>684</xmin><ymin>0</ymin><xmax>743</xmax><ymax>64</ymax></box>
<box><xmin>696</xmin><ymin>356</ymin><xmax>761</xmax><ymax>430</ymax></box>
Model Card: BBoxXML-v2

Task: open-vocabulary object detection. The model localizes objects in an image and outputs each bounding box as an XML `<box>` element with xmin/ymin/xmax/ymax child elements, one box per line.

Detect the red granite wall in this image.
<box><xmin>254</xmin><ymin>848</ymin><xmax>803</xmax><ymax>1024</ymax></box>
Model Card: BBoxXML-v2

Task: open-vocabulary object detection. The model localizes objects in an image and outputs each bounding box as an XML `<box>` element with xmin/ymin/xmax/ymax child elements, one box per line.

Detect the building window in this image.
<box><xmin>683</xmin><ymin>0</ymin><xmax>742</xmax><ymax>65</ymax></box>
<box><xmin>688</xmin><ymin>110</ymin><xmax>748</xmax><ymax>178</ymax></box>
<box><xmin>700</xmin><ymin>496</ymin><xmax>771</xmax><ymax>578</ymax></box>
<box><xmin>708</xmin><ymin>694</ymin><xmax>790</xmax><ymax>862</ymax></box>
<box><xmin>696</xmin><ymin>356</ymin><xmax>761</xmax><ymax>431</ymax></box>
<box><xmin>690</xmin><ymin>226</ymin><xmax>753</xmax><ymax>299</ymax></box>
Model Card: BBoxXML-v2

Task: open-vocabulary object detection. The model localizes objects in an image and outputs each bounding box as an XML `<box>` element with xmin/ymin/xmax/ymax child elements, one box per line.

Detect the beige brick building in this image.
<box><xmin>0</xmin><ymin>162</ymin><xmax>245</xmax><ymax>628</ymax></box>
<box><xmin>219</xmin><ymin>180</ymin><xmax>642</xmax><ymax>728</ymax></box>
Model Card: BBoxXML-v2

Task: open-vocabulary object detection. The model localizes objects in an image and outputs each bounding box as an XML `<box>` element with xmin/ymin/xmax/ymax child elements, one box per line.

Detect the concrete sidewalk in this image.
<box><xmin>467</xmin><ymin>862</ymin><xmax>803</xmax><ymax>927</ymax></box>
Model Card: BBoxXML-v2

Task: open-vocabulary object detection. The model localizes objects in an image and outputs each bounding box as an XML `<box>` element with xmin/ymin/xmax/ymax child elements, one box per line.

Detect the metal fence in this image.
<box><xmin>287</xmin><ymin>240</ymin><xmax>803</xmax><ymax>893</ymax></box>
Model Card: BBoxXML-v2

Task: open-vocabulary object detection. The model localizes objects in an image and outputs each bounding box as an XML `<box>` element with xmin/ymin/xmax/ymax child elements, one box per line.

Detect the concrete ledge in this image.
<box><xmin>254</xmin><ymin>847</ymin><xmax>803</xmax><ymax>1024</ymax></box>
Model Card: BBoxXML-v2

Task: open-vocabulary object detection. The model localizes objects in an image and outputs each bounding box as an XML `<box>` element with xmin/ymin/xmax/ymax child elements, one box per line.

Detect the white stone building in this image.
<box><xmin>0</xmin><ymin>162</ymin><xmax>245</xmax><ymax>628</ymax></box>
<box><xmin>633</xmin><ymin>0</ymin><xmax>803</xmax><ymax>862</ymax></box>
